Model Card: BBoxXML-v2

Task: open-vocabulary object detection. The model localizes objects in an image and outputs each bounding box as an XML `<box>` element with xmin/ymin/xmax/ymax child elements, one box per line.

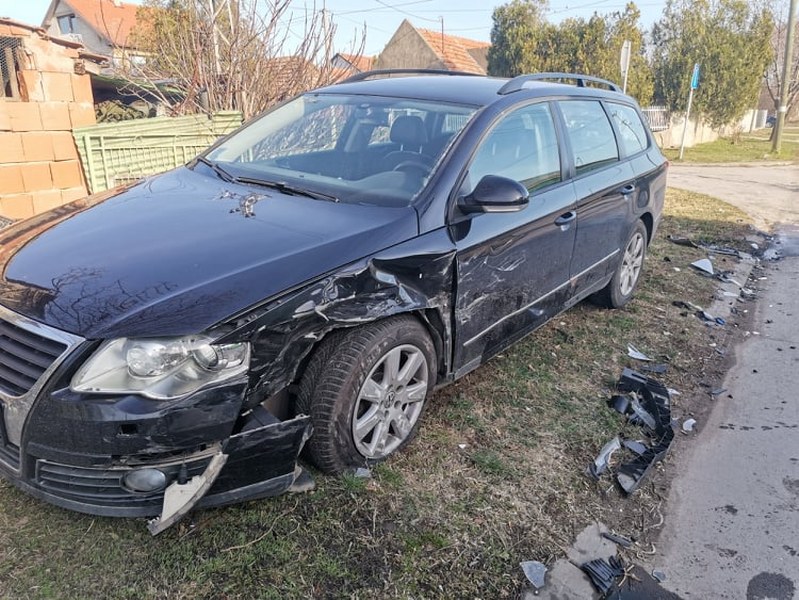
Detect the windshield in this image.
<box><xmin>205</xmin><ymin>93</ymin><xmax>478</xmax><ymax>207</ymax></box>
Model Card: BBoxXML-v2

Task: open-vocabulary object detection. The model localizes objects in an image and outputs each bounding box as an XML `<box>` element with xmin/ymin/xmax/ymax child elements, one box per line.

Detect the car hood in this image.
<box><xmin>0</xmin><ymin>167</ymin><xmax>419</xmax><ymax>339</ymax></box>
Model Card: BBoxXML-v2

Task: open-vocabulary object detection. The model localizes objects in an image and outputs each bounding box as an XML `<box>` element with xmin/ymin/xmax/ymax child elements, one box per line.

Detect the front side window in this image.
<box><xmin>466</xmin><ymin>102</ymin><xmax>561</xmax><ymax>194</ymax></box>
<box><xmin>206</xmin><ymin>94</ymin><xmax>477</xmax><ymax>207</ymax></box>
<box><xmin>607</xmin><ymin>102</ymin><xmax>649</xmax><ymax>155</ymax></box>
<box><xmin>558</xmin><ymin>100</ymin><xmax>619</xmax><ymax>175</ymax></box>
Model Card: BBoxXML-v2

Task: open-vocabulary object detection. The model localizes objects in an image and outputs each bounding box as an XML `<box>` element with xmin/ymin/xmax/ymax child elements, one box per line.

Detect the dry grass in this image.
<box><xmin>0</xmin><ymin>189</ymin><xmax>756</xmax><ymax>599</ymax></box>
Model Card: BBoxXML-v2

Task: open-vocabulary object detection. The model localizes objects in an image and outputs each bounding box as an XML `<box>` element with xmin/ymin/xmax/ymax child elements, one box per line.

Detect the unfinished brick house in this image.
<box><xmin>374</xmin><ymin>20</ymin><xmax>490</xmax><ymax>75</ymax></box>
<box><xmin>0</xmin><ymin>18</ymin><xmax>101</xmax><ymax>221</ymax></box>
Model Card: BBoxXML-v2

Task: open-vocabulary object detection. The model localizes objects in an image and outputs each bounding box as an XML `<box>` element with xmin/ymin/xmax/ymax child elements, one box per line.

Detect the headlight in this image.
<box><xmin>71</xmin><ymin>336</ymin><xmax>250</xmax><ymax>400</ymax></box>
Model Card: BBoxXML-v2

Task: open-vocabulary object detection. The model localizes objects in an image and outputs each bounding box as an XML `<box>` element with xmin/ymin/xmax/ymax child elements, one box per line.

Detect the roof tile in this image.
<box><xmin>63</xmin><ymin>0</ymin><xmax>139</xmax><ymax>48</ymax></box>
<box><xmin>416</xmin><ymin>27</ymin><xmax>488</xmax><ymax>74</ymax></box>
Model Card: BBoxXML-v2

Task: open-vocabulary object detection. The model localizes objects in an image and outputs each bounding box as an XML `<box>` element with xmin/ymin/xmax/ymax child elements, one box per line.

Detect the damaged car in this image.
<box><xmin>0</xmin><ymin>70</ymin><xmax>667</xmax><ymax>532</ymax></box>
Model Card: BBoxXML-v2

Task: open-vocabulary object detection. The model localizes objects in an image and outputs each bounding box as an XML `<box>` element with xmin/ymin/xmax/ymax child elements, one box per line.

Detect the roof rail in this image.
<box><xmin>337</xmin><ymin>68</ymin><xmax>483</xmax><ymax>84</ymax></box>
<box><xmin>498</xmin><ymin>72</ymin><xmax>622</xmax><ymax>95</ymax></box>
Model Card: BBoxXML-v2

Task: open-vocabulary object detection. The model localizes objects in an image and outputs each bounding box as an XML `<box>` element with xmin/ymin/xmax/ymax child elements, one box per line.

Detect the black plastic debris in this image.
<box><xmin>602</xmin><ymin>531</ymin><xmax>633</xmax><ymax>548</ymax></box>
<box><xmin>668</xmin><ymin>234</ymin><xmax>749</xmax><ymax>259</ymax></box>
<box><xmin>614</xmin><ymin>369</ymin><xmax>675</xmax><ymax>494</ymax></box>
<box><xmin>641</xmin><ymin>363</ymin><xmax>668</xmax><ymax>374</ymax></box>
<box><xmin>520</xmin><ymin>560</ymin><xmax>548</xmax><ymax>589</ymax></box>
<box><xmin>608</xmin><ymin>394</ymin><xmax>631</xmax><ymax>414</ymax></box>
<box><xmin>590</xmin><ymin>370</ymin><xmax>676</xmax><ymax>494</ymax></box>
<box><xmin>581</xmin><ymin>555</ymin><xmax>625</xmax><ymax>596</ymax></box>
<box><xmin>673</xmin><ymin>300</ymin><xmax>725</xmax><ymax>326</ymax></box>
<box><xmin>608</xmin><ymin>565</ymin><xmax>681</xmax><ymax>600</ymax></box>
<box><xmin>667</xmin><ymin>235</ymin><xmax>699</xmax><ymax>248</ymax></box>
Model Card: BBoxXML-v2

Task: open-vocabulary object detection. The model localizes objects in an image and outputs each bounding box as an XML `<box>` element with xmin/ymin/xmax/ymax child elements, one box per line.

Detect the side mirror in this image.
<box><xmin>458</xmin><ymin>175</ymin><xmax>529</xmax><ymax>214</ymax></box>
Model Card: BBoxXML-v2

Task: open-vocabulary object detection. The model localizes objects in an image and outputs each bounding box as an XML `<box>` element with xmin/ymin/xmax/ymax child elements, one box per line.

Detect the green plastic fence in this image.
<box><xmin>72</xmin><ymin>111</ymin><xmax>243</xmax><ymax>193</ymax></box>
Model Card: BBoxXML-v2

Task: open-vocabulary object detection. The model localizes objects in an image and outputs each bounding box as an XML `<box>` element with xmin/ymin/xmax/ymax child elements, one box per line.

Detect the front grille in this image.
<box><xmin>0</xmin><ymin>317</ymin><xmax>68</xmax><ymax>396</ymax></box>
<box><xmin>35</xmin><ymin>457</ymin><xmax>213</xmax><ymax>507</ymax></box>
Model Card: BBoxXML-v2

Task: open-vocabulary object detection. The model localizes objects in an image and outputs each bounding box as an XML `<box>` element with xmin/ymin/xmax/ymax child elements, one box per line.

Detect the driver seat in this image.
<box><xmin>381</xmin><ymin>115</ymin><xmax>432</xmax><ymax>172</ymax></box>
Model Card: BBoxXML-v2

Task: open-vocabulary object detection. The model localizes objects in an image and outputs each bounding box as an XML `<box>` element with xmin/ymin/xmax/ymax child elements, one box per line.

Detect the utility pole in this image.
<box><xmin>679</xmin><ymin>63</ymin><xmax>700</xmax><ymax>160</ymax></box>
<box><xmin>620</xmin><ymin>40</ymin><xmax>631</xmax><ymax>94</ymax></box>
<box><xmin>772</xmin><ymin>0</ymin><xmax>797</xmax><ymax>153</ymax></box>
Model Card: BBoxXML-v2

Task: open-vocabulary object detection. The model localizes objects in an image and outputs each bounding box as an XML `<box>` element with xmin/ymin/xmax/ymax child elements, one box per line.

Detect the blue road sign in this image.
<box><xmin>691</xmin><ymin>63</ymin><xmax>700</xmax><ymax>90</ymax></box>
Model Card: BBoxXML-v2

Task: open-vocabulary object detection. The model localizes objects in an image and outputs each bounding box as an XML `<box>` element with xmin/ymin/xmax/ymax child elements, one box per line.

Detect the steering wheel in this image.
<box><xmin>392</xmin><ymin>160</ymin><xmax>431</xmax><ymax>177</ymax></box>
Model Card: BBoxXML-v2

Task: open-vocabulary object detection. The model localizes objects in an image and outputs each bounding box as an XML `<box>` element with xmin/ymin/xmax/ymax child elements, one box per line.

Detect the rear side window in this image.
<box><xmin>467</xmin><ymin>103</ymin><xmax>561</xmax><ymax>193</ymax></box>
<box><xmin>608</xmin><ymin>103</ymin><xmax>649</xmax><ymax>155</ymax></box>
<box><xmin>558</xmin><ymin>100</ymin><xmax>619</xmax><ymax>175</ymax></box>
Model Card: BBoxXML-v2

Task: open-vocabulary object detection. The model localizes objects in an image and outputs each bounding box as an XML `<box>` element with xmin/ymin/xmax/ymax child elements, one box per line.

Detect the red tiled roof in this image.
<box><xmin>443</xmin><ymin>33</ymin><xmax>490</xmax><ymax>51</ymax></box>
<box><xmin>64</xmin><ymin>0</ymin><xmax>139</xmax><ymax>48</ymax></box>
<box><xmin>416</xmin><ymin>27</ymin><xmax>488</xmax><ymax>74</ymax></box>
<box><xmin>336</xmin><ymin>52</ymin><xmax>374</xmax><ymax>72</ymax></box>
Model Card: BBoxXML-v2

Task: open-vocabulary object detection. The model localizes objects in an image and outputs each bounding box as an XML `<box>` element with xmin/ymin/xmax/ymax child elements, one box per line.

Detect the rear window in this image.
<box><xmin>558</xmin><ymin>100</ymin><xmax>619</xmax><ymax>175</ymax></box>
<box><xmin>608</xmin><ymin>103</ymin><xmax>649</xmax><ymax>155</ymax></box>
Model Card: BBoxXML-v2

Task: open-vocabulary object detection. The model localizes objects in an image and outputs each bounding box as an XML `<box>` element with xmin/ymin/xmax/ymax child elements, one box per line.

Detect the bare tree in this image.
<box><xmin>118</xmin><ymin>0</ymin><xmax>365</xmax><ymax>119</ymax></box>
<box><xmin>765</xmin><ymin>0</ymin><xmax>799</xmax><ymax>118</ymax></box>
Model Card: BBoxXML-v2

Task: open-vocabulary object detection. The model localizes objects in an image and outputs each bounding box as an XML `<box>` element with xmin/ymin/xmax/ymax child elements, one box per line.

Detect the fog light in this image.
<box><xmin>123</xmin><ymin>468</ymin><xmax>167</xmax><ymax>492</ymax></box>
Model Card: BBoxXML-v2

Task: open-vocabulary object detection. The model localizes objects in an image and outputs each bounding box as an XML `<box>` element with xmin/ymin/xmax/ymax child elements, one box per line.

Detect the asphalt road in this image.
<box><xmin>653</xmin><ymin>166</ymin><xmax>799</xmax><ymax>599</ymax></box>
<box><xmin>668</xmin><ymin>163</ymin><xmax>799</xmax><ymax>231</ymax></box>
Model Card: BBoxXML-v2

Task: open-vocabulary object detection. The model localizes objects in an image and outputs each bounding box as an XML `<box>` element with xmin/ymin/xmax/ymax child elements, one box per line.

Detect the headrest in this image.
<box><xmin>390</xmin><ymin>115</ymin><xmax>428</xmax><ymax>146</ymax></box>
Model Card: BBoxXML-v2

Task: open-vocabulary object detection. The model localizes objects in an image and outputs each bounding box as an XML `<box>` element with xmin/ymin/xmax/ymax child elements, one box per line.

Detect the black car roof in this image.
<box><xmin>314</xmin><ymin>74</ymin><xmax>634</xmax><ymax>107</ymax></box>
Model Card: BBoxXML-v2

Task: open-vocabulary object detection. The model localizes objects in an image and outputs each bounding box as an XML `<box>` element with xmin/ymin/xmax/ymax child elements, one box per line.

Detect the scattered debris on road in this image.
<box><xmin>691</xmin><ymin>258</ymin><xmax>715</xmax><ymax>276</ymax></box>
<box><xmin>602</xmin><ymin>531</ymin><xmax>633</xmax><ymax>548</ymax></box>
<box><xmin>581</xmin><ymin>555</ymin><xmax>626</xmax><ymax>595</ymax></box>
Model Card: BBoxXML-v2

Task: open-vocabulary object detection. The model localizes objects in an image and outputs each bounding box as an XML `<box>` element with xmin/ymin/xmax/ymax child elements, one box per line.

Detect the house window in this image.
<box><xmin>57</xmin><ymin>14</ymin><xmax>77</xmax><ymax>34</ymax></box>
<box><xmin>1</xmin><ymin>36</ymin><xmax>23</xmax><ymax>100</ymax></box>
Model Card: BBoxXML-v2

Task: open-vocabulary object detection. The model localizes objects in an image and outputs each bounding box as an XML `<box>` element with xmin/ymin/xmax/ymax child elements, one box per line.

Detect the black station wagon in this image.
<box><xmin>0</xmin><ymin>70</ymin><xmax>667</xmax><ymax>532</ymax></box>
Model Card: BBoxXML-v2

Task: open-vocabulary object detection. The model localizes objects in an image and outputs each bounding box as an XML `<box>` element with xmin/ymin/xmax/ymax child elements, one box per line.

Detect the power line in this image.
<box><xmin>373</xmin><ymin>0</ymin><xmax>440</xmax><ymax>23</ymax></box>
<box><xmin>337</xmin><ymin>0</ymin><xmax>434</xmax><ymax>16</ymax></box>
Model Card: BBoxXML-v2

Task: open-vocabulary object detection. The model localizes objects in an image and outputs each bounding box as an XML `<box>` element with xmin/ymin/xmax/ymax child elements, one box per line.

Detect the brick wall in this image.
<box><xmin>0</xmin><ymin>22</ymin><xmax>96</xmax><ymax>221</ymax></box>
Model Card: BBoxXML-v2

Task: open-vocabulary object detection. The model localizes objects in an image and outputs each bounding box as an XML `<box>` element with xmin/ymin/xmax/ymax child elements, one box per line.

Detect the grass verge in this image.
<box><xmin>663</xmin><ymin>129</ymin><xmax>799</xmax><ymax>163</ymax></box>
<box><xmin>0</xmin><ymin>189</ymin><xmax>756</xmax><ymax>599</ymax></box>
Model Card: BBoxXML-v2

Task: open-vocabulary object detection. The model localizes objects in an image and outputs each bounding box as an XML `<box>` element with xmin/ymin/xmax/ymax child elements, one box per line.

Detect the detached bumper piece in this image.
<box><xmin>149</xmin><ymin>408</ymin><xmax>312</xmax><ymax>535</ymax></box>
<box><xmin>588</xmin><ymin>368</ymin><xmax>674</xmax><ymax>494</ymax></box>
<box><xmin>0</xmin><ymin>403</ymin><xmax>312</xmax><ymax>534</ymax></box>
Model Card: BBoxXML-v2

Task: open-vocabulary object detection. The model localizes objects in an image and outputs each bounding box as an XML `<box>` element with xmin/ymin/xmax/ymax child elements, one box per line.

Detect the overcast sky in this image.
<box><xmin>2</xmin><ymin>0</ymin><xmax>670</xmax><ymax>55</ymax></box>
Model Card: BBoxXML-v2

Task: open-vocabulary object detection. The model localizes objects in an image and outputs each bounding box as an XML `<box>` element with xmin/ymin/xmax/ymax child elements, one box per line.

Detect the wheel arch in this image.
<box><xmin>639</xmin><ymin>211</ymin><xmax>654</xmax><ymax>247</ymax></box>
<box><xmin>292</xmin><ymin>308</ymin><xmax>449</xmax><ymax>394</ymax></box>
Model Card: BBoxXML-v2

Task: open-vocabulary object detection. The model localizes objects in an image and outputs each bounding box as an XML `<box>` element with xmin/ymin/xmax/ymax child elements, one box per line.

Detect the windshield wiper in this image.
<box><xmin>234</xmin><ymin>178</ymin><xmax>339</xmax><ymax>203</ymax></box>
<box><xmin>195</xmin><ymin>158</ymin><xmax>338</xmax><ymax>203</ymax></box>
<box><xmin>195</xmin><ymin>156</ymin><xmax>237</xmax><ymax>183</ymax></box>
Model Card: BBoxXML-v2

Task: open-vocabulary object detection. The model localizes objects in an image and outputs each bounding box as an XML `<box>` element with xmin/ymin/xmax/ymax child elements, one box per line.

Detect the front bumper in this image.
<box><xmin>0</xmin><ymin>305</ymin><xmax>311</xmax><ymax>526</ymax></box>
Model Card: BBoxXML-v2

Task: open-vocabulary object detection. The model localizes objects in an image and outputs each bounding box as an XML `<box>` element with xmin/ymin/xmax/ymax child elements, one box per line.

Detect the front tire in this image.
<box><xmin>593</xmin><ymin>220</ymin><xmax>648</xmax><ymax>308</ymax></box>
<box><xmin>297</xmin><ymin>316</ymin><xmax>436</xmax><ymax>474</ymax></box>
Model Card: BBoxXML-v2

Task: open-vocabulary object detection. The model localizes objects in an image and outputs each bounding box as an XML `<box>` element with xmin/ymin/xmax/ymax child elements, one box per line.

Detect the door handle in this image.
<box><xmin>619</xmin><ymin>184</ymin><xmax>636</xmax><ymax>196</ymax></box>
<box><xmin>554</xmin><ymin>211</ymin><xmax>576</xmax><ymax>227</ymax></box>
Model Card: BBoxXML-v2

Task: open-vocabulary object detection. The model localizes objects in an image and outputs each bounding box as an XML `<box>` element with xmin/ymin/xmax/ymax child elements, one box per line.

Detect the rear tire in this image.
<box><xmin>593</xmin><ymin>220</ymin><xmax>648</xmax><ymax>308</ymax></box>
<box><xmin>297</xmin><ymin>316</ymin><xmax>435</xmax><ymax>474</ymax></box>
